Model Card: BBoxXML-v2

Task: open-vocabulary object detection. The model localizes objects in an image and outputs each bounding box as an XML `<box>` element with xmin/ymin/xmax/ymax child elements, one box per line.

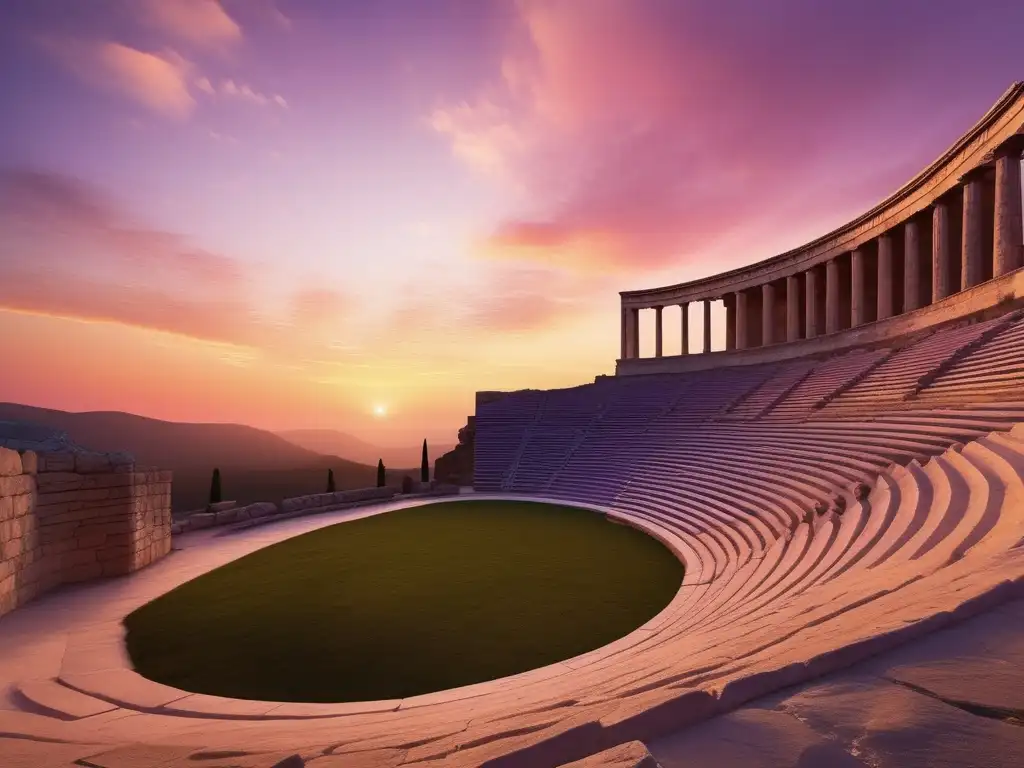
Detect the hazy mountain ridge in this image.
<box><xmin>277</xmin><ymin>428</ymin><xmax>453</xmax><ymax>468</ymax></box>
<box><xmin>0</xmin><ymin>403</ymin><xmax>328</xmax><ymax>470</ymax></box>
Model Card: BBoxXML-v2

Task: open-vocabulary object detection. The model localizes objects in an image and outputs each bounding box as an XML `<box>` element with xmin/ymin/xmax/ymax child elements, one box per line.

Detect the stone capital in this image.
<box><xmin>994</xmin><ymin>134</ymin><xmax>1024</xmax><ymax>158</ymax></box>
<box><xmin>958</xmin><ymin>164</ymin><xmax>993</xmax><ymax>184</ymax></box>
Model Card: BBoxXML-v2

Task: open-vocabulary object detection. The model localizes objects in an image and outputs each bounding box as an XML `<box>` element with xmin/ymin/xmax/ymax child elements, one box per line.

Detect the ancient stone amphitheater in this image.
<box><xmin>3</xmin><ymin>86</ymin><xmax>1024</xmax><ymax>767</ymax></box>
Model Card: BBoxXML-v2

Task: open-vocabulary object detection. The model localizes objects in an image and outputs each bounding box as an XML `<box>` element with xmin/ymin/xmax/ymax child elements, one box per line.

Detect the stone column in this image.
<box><xmin>905</xmin><ymin>219</ymin><xmax>922</xmax><ymax>312</ymax></box>
<box><xmin>654</xmin><ymin>305</ymin><xmax>663</xmax><ymax>358</ymax></box>
<box><xmin>703</xmin><ymin>300</ymin><xmax>712</xmax><ymax>353</ymax></box>
<box><xmin>735</xmin><ymin>290</ymin><xmax>748</xmax><ymax>350</ymax></box>
<box><xmin>620</xmin><ymin>306</ymin><xmax>627</xmax><ymax>359</ymax></box>
<box><xmin>680</xmin><ymin>302</ymin><xmax>690</xmax><ymax>355</ymax></box>
<box><xmin>724</xmin><ymin>296</ymin><xmax>736</xmax><ymax>351</ymax></box>
<box><xmin>994</xmin><ymin>138</ymin><xmax>1024</xmax><ymax>277</ymax></box>
<box><xmin>621</xmin><ymin>306</ymin><xmax>636</xmax><ymax>359</ymax></box>
<box><xmin>786</xmin><ymin>274</ymin><xmax>800</xmax><ymax>342</ymax></box>
<box><xmin>932</xmin><ymin>201</ymin><xmax>952</xmax><ymax>302</ymax></box>
<box><xmin>961</xmin><ymin>167</ymin><xmax>987</xmax><ymax>289</ymax></box>
<box><xmin>877</xmin><ymin>234</ymin><xmax>894</xmax><ymax>320</ymax></box>
<box><xmin>805</xmin><ymin>269</ymin><xmax>820</xmax><ymax>339</ymax></box>
<box><xmin>851</xmin><ymin>249</ymin><xmax>866</xmax><ymax>327</ymax></box>
<box><xmin>761</xmin><ymin>283</ymin><xmax>776</xmax><ymax>346</ymax></box>
<box><xmin>826</xmin><ymin>258</ymin><xmax>840</xmax><ymax>334</ymax></box>
<box><xmin>628</xmin><ymin>307</ymin><xmax>640</xmax><ymax>358</ymax></box>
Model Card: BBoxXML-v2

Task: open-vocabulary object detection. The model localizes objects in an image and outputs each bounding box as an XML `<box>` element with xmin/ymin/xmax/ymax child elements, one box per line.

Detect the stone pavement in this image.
<box><xmin>649</xmin><ymin>596</ymin><xmax>1024</xmax><ymax>768</ymax></box>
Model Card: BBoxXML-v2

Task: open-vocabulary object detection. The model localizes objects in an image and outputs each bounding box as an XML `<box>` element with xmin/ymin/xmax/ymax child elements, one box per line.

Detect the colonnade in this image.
<box><xmin>621</xmin><ymin>137</ymin><xmax>1024</xmax><ymax>359</ymax></box>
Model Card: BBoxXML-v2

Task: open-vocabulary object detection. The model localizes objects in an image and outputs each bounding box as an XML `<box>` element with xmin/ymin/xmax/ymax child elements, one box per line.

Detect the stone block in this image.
<box><xmin>170</xmin><ymin>522</ymin><xmax>184</xmax><ymax>535</ymax></box>
<box><xmin>243</xmin><ymin>501</ymin><xmax>277</xmax><ymax>519</ymax></box>
<box><xmin>557</xmin><ymin>741</ymin><xmax>660</xmax><ymax>768</ymax></box>
<box><xmin>74</xmin><ymin>531</ymin><xmax>111</xmax><ymax>550</ymax></box>
<box><xmin>60</xmin><ymin>549</ymin><xmax>97</xmax><ymax>568</ymax></box>
<box><xmin>19</xmin><ymin>450</ymin><xmax>37</xmax><ymax>475</ymax></box>
<box><xmin>39</xmin><ymin>523</ymin><xmax>81</xmax><ymax>545</ymax></box>
<box><xmin>101</xmin><ymin>532</ymin><xmax>134</xmax><ymax>547</ymax></box>
<box><xmin>600</xmin><ymin>689</ymin><xmax>718</xmax><ymax>746</ymax></box>
<box><xmin>0</xmin><ymin>474</ymin><xmax>34</xmax><ymax>496</ymax></box>
<box><xmin>96</xmin><ymin>545</ymin><xmax>131</xmax><ymax>563</ymax></box>
<box><xmin>0</xmin><ymin>447</ymin><xmax>23</xmax><ymax>477</ymax></box>
<box><xmin>39</xmin><ymin>486</ymin><xmax>132</xmax><ymax>506</ymax></box>
<box><xmin>0</xmin><ymin>495</ymin><xmax>12</xmax><ymax>523</ymax></box>
<box><xmin>36</xmin><ymin>452</ymin><xmax>76</xmax><ymax>473</ymax></box>
<box><xmin>12</xmin><ymin>493</ymin><xmax>36</xmax><ymax>519</ymax></box>
<box><xmin>214</xmin><ymin>509</ymin><xmax>237</xmax><ymax>525</ymax></box>
<box><xmin>42</xmin><ymin>539</ymin><xmax>80</xmax><ymax>558</ymax></box>
<box><xmin>2</xmin><ymin>538</ymin><xmax>23</xmax><ymax>559</ymax></box>
<box><xmin>69</xmin><ymin>520</ymin><xmax>130</xmax><ymax>538</ymax></box>
<box><xmin>189</xmin><ymin>513</ymin><xmax>216</xmax><ymax>529</ymax></box>
<box><xmin>34</xmin><ymin>472</ymin><xmax>86</xmax><ymax>493</ymax></box>
<box><xmin>74</xmin><ymin>453</ymin><xmax>112</xmax><ymax>474</ymax></box>
<box><xmin>1</xmin><ymin>516</ymin><xmax>25</xmax><ymax>541</ymax></box>
<box><xmin>207</xmin><ymin>500</ymin><xmax>237</xmax><ymax>514</ymax></box>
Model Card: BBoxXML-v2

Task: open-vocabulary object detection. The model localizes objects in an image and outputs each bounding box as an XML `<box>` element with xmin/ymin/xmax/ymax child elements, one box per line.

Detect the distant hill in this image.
<box><xmin>278</xmin><ymin>428</ymin><xmax>454</xmax><ymax>468</ymax></box>
<box><xmin>0</xmin><ymin>403</ymin><xmax>326</xmax><ymax>470</ymax></box>
<box><xmin>0</xmin><ymin>403</ymin><xmax>420</xmax><ymax>513</ymax></box>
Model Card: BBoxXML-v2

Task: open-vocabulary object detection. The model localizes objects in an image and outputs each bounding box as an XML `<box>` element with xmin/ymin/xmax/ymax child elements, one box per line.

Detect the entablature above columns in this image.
<box><xmin>620</xmin><ymin>82</ymin><xmax>1024</xmax><ymax>311</ymax></box>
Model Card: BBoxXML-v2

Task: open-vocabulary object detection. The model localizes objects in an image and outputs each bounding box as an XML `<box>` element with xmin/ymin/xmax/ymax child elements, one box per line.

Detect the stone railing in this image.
<box><xmin>0</xmin><ymin>447</ymin><xmax>172</xmax><ymax>618</ymax></box>
<box><xmin>171</xmin><ymin>482</ymin><xmax>461</xmax><ymax>535</ymax></box>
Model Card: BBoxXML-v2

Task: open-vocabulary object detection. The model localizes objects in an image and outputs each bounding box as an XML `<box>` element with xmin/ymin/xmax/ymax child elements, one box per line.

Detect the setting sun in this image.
<box><xmin>372</xmin><ymin>404</ymin><xmax>388</xmax><ymax>418</ymax></box>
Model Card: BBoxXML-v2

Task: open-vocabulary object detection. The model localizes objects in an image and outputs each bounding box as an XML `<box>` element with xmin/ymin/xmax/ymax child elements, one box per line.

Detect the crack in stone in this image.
<box><xmin>775</xmin><ymin>705</ymin><xmax>878</xmax><ymax>768</ymax></box>
<box><xmin>888</xmin><ymin>678</ymin><xmax>1024</xmax><ymax>727</ymax></box>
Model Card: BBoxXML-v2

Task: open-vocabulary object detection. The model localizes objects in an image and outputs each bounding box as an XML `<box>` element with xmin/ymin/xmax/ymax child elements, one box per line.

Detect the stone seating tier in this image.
<box><xmin>5</xmin><ymin>417</ymin><xmax>1024</xmax><ymax>766</ymax></box>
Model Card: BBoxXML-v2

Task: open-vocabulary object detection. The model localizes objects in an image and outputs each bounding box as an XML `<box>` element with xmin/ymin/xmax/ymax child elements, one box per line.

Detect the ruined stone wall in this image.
<box><xmin>0</xmin><ymin>447</ymin><xmax>172</xmax><ymax>618</ymax></box>
<box><xmin>435</xmin><ymin>415</ymin><xmax>474</xmax><ymax>486</ymax></box>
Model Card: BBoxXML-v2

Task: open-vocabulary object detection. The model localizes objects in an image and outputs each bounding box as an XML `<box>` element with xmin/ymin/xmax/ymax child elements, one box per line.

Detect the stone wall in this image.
<box><xmin>0</xmin><ymin>447</ymin><xmax>172</xmax><ymax>619</ymax></box>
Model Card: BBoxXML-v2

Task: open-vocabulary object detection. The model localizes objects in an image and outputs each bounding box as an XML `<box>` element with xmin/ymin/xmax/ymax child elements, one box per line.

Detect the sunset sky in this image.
<box><xmin>1</xmin><ymin>0</ymin><xmax>1023</xmax><ymax>446</ymax></box>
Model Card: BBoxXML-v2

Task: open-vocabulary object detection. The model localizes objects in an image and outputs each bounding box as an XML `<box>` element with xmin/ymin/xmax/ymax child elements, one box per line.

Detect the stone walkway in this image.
<box><xmin>648</xmin><ymin>596</ymin><xmax>1024</xmax><ymax>768</ymax></box>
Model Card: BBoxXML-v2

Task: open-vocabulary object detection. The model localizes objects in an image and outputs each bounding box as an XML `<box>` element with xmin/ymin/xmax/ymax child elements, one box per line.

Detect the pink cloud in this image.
<box><xmin>42</xmin><ymin>38</ymin><xmax>196</xmax><ymax>119</ymax></box>
<box><xmin>137</xmin><ymin>0</ymin><xmax>242</xmax><ymax>49</ymax></box>
<box><xmin>0</xmin><ymin>170</ymin><xmax>345</xmax><ymax>350</ymax></box>
<box><xmin>465</xmin><ymin>264</ymin><xmax>611</xmax><ymax>333</ymax></box>
<box><xmin>431</xmin><ymin>0</ymin><xmax>978</xmax><ymax>275</ymax></box>
<box><xmin>213</xmin><ymin>78</ymin><xmax>288</xmax><ymax>108</ymax></box>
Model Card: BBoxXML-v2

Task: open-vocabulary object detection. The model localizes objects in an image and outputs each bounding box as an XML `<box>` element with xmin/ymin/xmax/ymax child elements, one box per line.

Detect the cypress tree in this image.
<box><xmin>421</xmin><ymin>439</ymin><xmax>429</xmax><ymax>483</ymax></box>
<box><xmin>376</xmin><ymin>458</ymin><xmax>386</xmax><ymax>488</ymax></box>
<box><xmin>209</xmin><ymin>467</ymin><xmax>222</xmax><ymax>504</ymax></box>
<box><xmin>327</xmin><ymin>468</ymin><xmax>336</xmax><ymax>493</ymax></box>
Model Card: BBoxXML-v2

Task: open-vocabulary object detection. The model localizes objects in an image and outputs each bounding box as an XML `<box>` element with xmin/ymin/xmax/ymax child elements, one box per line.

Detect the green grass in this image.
<box><xmin>124</xmin><ymin>500</ymin><xmax>683</xmax><ymax>702</ymax></box>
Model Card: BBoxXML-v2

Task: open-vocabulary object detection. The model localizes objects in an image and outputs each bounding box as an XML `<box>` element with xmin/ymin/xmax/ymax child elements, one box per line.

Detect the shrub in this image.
<box><xmin>401</xmin><ymin>475</ymin><xmax>414</xmax><ymax>494</ymax></box>
<box><xmin>855</xmin><ymin>482</ymin><xmax>871</xmax><ymax>501</ymax></box>
<box><xmin>814</xmin><ymin>501</ymin><xmax>829</xmax><ymax>516</ymax></box>
<box><xmin>834</xmin><ymin>495</ymin><xmax>848</xmax><ymax>514</ymax></box>
<box><xmin>327</xmin><ymin>468</ymin><xmax>336</xmax><ymax>493</ymax></box>
<box><xmin>376</xmin><ymin>459</ymin><xmax>386</xmax><ymax>488</ymax></box>
<box><xmin>209</xmin><ymin>468</ymin><xmax>222</xmax><ymax>504</ymax></box>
